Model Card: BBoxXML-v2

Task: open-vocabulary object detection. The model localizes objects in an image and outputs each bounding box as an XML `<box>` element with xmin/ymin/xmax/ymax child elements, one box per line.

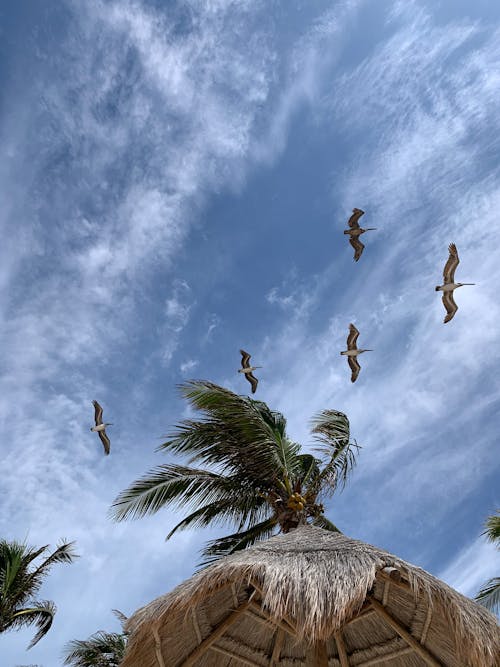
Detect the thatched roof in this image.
<box><xmin>121</xmin><ymin>526</ymin><xmax>499</xmax><ymax>666</ymax></box>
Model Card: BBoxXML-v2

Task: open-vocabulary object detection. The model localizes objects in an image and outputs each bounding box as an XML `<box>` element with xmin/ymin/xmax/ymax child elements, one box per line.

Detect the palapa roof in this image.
<box><xmin>121</xmin><ymin>526</ymin><xmax>500</xmax><ymax>667</ymax></box>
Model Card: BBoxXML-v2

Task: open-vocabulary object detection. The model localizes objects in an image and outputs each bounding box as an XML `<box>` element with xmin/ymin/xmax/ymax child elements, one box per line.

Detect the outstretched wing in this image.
<box><xmin>347</xmin><ymin>356</ymin><xmax>361</xmax><ymax>383</ymax></box>
<box><xmin>93</xmin><ymin>400</ymin><xmax>103</xmax><ymax>426</ymax></box>
<box><xmin>240</xmin><ymin>349</ymin><xmax>251</xmax><ymax>369</ymax></box>
<box><xmin>245</xmin><ymin>372</ymin><xmax>258</xmax><ymax>394</ymax></box>
<box><xmin>347</xmin><ymin>323</ymin><xmax>359</xmax><ymax>350</ymax></box>
<box><xmin>98</xmin><ymin>429</ymin><xmax>111</xmax><ymax>455</ymax></box>
<box><xmin>349</xmin><ymin>236</ymin><xmax>365</xmax><ymax>261</ymax></box>
<box><xmin>443</xmin><ymin>243</ymin><xmax>459</xmax><ymax>283</ymax></box>
<box><xmin>347</xmin><ymin>208</ymin><xmax>365</xmax><ymax>229</ymax></box>
<box><xmin>442</xmin><ymin>291</ymin><xmax>458</xmax><ymax>323</ymax></box>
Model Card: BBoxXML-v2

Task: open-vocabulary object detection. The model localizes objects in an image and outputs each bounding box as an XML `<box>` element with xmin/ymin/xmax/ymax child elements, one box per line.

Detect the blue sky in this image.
<box><xmin>1</xmin><ymin>0</ymin><xmax>499</xmax><ymax>663</ymax></box>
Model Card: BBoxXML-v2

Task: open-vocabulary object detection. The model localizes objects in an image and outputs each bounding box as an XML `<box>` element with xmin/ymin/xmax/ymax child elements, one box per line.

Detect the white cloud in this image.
<box><xmin>180</xmin><ymin>358</ymin><xmax>199</xmax><ymax>374</ymax></box>
<box><xmin>439</xmin><ymin>536</ymin><xmax>500</xmax><ymax>599</ymax></box>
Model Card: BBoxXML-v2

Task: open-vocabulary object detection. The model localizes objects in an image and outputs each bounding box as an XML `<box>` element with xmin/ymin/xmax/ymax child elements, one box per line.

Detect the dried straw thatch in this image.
<box><xmin>121</xmin><ymin>526</ymin><xmax>499</xmax><ymax>666</ymax></box>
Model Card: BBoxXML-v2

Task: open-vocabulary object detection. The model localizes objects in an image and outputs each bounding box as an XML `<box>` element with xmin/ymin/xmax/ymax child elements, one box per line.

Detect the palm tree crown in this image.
<box><xmin>111</xmin><ymin>381</ymin><xmax>359</xmax><ymax>564</ymax></box>
<box><xmin>0</xmin><ymin>538</ymin><xmax>77</xmax><ymax>648</ymax></box>
<box><xmin>475</xmin><ymin>510</ymin><xmax>500</xmax><ymax>614</ymax></box>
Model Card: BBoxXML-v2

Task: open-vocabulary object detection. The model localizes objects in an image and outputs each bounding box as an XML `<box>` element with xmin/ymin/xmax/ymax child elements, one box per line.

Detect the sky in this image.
<box><xmin>1</xmin><ymin>0</ymin><xmax>499</xmax><ymax>663</ymax></box>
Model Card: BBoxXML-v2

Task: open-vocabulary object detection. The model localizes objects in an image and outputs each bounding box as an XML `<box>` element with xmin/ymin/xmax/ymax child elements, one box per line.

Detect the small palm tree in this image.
<box><xmin>0</xmin><ymin>538</ymin><xmax>77</xmax><ymax>648</ymax></box>
<box><xmin>111</xmin><ymin>381</ymin><xmax>359</xmax><ymax>564</ymax></box>
<box><xmin>475</xmin><ymin>510</ymin><xmax>500</xmax><ymax>614</ymax></box>
<box><xmin>62</xmin><ymin>610</ymin><xmax>128</xmax><ymax>667</ymax></box>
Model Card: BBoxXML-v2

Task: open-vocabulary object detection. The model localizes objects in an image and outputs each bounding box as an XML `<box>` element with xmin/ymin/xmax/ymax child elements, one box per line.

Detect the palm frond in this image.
<box><xmin>475</xmin><ymin>577</ymin><xmax>500</xmax><ymax>614</ymax></box>
<box><xmin>166</xmin><ymin>494</ymin><xmax>269</xmax><ymax>540</ymax></box>
<box><xmin>110</xmin><ymin>465</ymin><xmax>253</xmax><ymax>521</ymax></box>
<box><xmin>11</xmin><ymin>600</ymin><xmax>56</xmax><ymax>649</ymax></box>
<box><xmin>310</xmin><ymin>409</ymin><xmax>360</xmax><ymax>495</ymax></box>
<box><xmin>272</xmin><ymin>436</ymin><xmax>302</xmax><ymax>491</ymax></box>
<box><xmin>200</xmin><ymin>517</ymin><xmax>278</xmax><ymax>567</ymax></box>
<box><xmin>62</xmin><ymin>630</ymin><xmax>127</xmax><ymax>666</ymax></box>
<box><xmin>483</xmin><ymin>511</ymin><xmax>500</xmax><ymax>545</ymax></box>
<box><xmin>26</xmin><ymin>541</ymin><xmax>78</xmax><ymax>596</ymax></box>
<box><xmin>111</xmin><ymin>609</ymin><xmax>128</xmax><ymax>633</ymax></box>
<box><xmin>312</xmin><ymin>515</ymin><xmax>341</xmax><ymax>533</ymax></box>
<box><xmin>160</xmin><ymin>382</ymin><xmax>283</xmax><ymax>480</ymax></box>
<box><xmin>297</xmin><ymin>453</ymin><xmax>321</xmax><ymax>488</ymax></box>
<box><xmin>311</xmin><ymin>409</ymin><xmax>351</xmax><ymax>449</ymax></box>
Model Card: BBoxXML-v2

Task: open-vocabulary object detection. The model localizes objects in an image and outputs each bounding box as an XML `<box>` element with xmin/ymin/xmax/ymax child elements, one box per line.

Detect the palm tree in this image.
<box><xmin>62</xmin><ymin>610</ymin><xmax>128</xmax><ymax>667</ymax></box>
<box><xmin>475</xmin><ymin>510</ymin><xmax>500</xmax><ymax>614</ymax></box>
<box><xmin>111</xmin><ymin>381</ymin><xmax>359</xmax><ymax>564</ymax></box>
<box><xmin>0</xmin><ymin>538</ymin><xmax>77</xmax><ymax>648</ymax></box>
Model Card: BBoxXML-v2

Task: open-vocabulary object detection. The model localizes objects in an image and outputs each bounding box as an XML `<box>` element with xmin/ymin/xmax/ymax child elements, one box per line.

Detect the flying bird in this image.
<box><xmin>435</xmin><ymin>243</ymin><xmax>475</xmax><ymax>323</ymax></box>
<box><xmin>340</xmin><ymin>324</ymin><xmax>373</xmax><ymax>382</ymax></box>
<box><xmin>238</xmin><ymin>349</ymin><xmax>261</xmax><ymax>394</ymax></box>
<box><xmin>90</xmin><ymin>400</ymin><xmax>112</xmax><ymax>455</ymax></box>
<box><xmin>343</xmin><ymin>208</ymin><xmax>377</xmax><ymax>261</ymax></box>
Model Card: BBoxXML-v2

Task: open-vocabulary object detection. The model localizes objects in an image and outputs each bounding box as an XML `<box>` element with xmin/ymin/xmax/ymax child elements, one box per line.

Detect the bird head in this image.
<box><xmin>104</xmin><ymin>422</ymin><xmax>113</xmax><ymax>427</ymax></box>
<box><xmin>458</xmin><ymin>283</ymin><xmax>475</xmax><ymax>287</ymax></box>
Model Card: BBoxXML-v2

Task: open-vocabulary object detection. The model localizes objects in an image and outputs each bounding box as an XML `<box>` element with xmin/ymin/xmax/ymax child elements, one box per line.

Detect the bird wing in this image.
<box><xmin>245</xmin><ymin>372</ymin><xmax>259</xmax><ymax>394</ymax></box>
<box><xmin>442</xmin><ymin>291</ymin><xmax>458</xmax><ymax>324</ymax></box>
<box><xmin>93</xmin><ymin>400</ymin><xmax>103</xmax><ymax>426</ymax></box>
<box><xmin>240</xmin><ymin>349</ymin><xmax>251</xmax><ymax>369</ymax></box>
<box><xmin>348</xmin><ymin>356</ymin><xmax>361</xmax><ymax>383</ymax></box>
<box><xmin>349</xmin><ymin>236</ymin><xmax>365</xmax><ymax>261</ymax></box>
<box><xmin>443</xmin><ymin>243</ymin><xmax>459</xmax><ymax>283</ymax></box>
<box><xmin>347</xmin><ymin>208</ymin><xmax>365</xmax><ymax>229</ymax></box>
<box><xmin>347</xmin><ymin>323</ymin><xmax>360</xmax><ymax>350</ymax></box>
<box><xmin>98</xmin><ymin>429</ymin><xmax>111</xmax><ymax>455</ymax></box>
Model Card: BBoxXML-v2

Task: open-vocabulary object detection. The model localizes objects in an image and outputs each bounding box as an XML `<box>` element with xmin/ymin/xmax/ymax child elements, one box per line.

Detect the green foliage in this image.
<box><xmin>476</xmin><ymin>510</ymin><xmax>500</xmax><ymax>614</ymax></box>
<box><xmin>62</xmin><ymin>609</ymin><xmax>127</xmax><ymax>667</ymax></box>
<box><xmin>0</xmin><ymin>539</ymin><xmax>77</xmax><ymax>648</ymax></box>
<box><xmin>483</xmin><ymin>511</ymin><xmax>500</xmax><ymax>544</ymax></box>
<box><xmin>111</xmin><ymin>381</ymin><xmax>359</xmax><ymax>564</ymax></box>
<box><xmin>62</xmin><ymin>632</ymin><xmax>127</xmax><ymax>667</ymax></box>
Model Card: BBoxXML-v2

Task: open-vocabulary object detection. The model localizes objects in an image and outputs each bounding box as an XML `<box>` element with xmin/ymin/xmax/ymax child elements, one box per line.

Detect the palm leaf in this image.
<box><xmin>475</xmin><ymin>577</ymin><xmax>500</xmax><ymax>614</ymax></box>
<box><xmin>26</xmin><ymin>541</ymin><xmax>78</xmax><ymax>597</ymax></box>
<box><xmin>166</xmin><ymin>494</ymin><xmax>269</xmax><ymax>540</ymax></box>
<box><xmin>200</xmin><ymin>516</ymin><xmax>278</xmax><ymax>566</ymax></box>
<box><xmin>312</xmin><ymin>515</ymin><xmax>341</xmax><ymax>533</ymax></box>
<box><xmin>111</xmin><ymin>465</ymin><xmax>258</xmax><ymax>521</ymax></box>
<box><xmin>62</xmin><ymin>630</ymin><xmax>127</xmax><ymax>666</ymax></box>
<box><xmin>111</xmin><ymin>609</ymin><xmax>128</xmax><ymax>633</ymax></box>
<box><xmin>161</xmin><ymin>382</ymin><xmax>284</xmax><ymax>480</ymax></box>
<box><xmin>10</xmin><ymin>600</ymin><xmax>56</xmax><ymax>648</ymax></box>
<box><xmin>310</xmin><ymin>409</ymin><xmax>360</xmax><ymax>495</ymax></box>
<box><xmin>483</xmin><ymin>511</ymin><xmax>500</xmax><ymax>544</ymax></box>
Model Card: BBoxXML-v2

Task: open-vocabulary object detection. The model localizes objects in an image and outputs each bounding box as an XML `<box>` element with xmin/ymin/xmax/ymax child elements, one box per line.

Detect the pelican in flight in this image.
<box><xmin>340</xmin><ymin>324</ymin><xmax>373</xmax><ymax>382</ymax></box>
<box><xmin>435</xmin><ymin>243</ymin><xmax>475</xmax><ymax>323</ymax></box>
<box><xmin>90</xmin><ymin>400</ymin><xmax>112</xmax><ymax>455</ymax></box>
<box><xmin>344</xmin><ymin>208</ymin><xmax>376</xmax><ymax>261</ymax></box>
<box><xmin>238</xmin><ymin>349</ymin><xmax>261</xmax><ymax>394</ymax></box>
